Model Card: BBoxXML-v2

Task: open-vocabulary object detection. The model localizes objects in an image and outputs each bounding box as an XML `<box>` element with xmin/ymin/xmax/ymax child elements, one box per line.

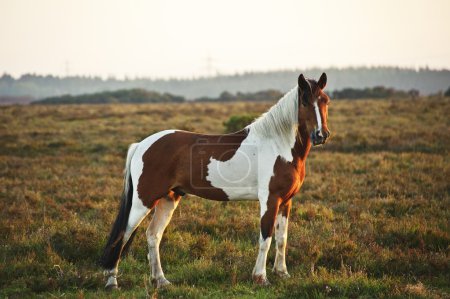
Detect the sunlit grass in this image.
<box><xmin>0</xmin><ymin>97</ymin><xmax>449</xmax><ymax>298</ymax></box>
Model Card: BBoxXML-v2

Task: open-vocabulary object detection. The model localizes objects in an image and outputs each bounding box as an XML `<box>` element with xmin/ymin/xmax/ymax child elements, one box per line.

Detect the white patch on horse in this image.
<box><xmin>123</xmin><ymin>143</ymin><xmax>139</xmax><ymax>200</ymax></box>
<box><xmin>313</xmin><ymin>101</ymin><xmax>322</xmax><ymax>133</ymax></box>
<box><xmin>206</xmin><ymin>133</ymin><xmax>259</xmax><ymax>200</ymax></box>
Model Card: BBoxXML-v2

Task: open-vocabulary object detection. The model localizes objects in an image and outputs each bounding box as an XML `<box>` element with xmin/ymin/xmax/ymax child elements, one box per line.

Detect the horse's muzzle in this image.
<box><xmin>311</xmin><ymin>129</ymin><xmax>330</xmax><ymax>146</ymax></box>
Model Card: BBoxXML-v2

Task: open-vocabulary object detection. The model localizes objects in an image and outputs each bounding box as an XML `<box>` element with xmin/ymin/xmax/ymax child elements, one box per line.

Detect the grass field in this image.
<box><xmin>0</xmin><ymin>97</ymin><xmax>449</xmax><ymax>298</ymax></box>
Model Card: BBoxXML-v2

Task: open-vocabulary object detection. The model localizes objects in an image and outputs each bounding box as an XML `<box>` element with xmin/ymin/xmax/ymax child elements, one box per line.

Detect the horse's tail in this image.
<box><xmin>101</xmin><ymin>143</ymin><xmax>139</xmax><ymax>269</ymax></box>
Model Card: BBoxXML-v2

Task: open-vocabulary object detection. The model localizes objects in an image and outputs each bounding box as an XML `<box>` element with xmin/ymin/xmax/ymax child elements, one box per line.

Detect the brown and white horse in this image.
<box><xmin>101</xmin><ymin>73</ymin><xmax>331</xmax><ymax>289</ymax></box>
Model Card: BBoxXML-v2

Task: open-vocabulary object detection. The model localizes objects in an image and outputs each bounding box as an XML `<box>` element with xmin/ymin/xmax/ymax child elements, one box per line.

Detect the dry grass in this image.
<box><xmin>0</xmin><ymin>97</ymin><xmax>449</xmax><ymax>298</ymax></box>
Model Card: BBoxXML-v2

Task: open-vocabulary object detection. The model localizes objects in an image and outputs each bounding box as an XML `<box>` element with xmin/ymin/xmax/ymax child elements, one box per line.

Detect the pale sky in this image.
<box><xmin>1</xmin><ymin>0</ymin><xmax>449</xmax><ymax>78</ymax></box>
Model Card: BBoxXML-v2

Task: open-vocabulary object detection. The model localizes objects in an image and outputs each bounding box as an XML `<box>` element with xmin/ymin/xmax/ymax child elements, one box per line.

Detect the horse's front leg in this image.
<box><xmin>273</xmin><ymin>199</ymin><xmax>292</xmax><ymax>278</ymax></box>
<box><xmin>252</xmin><ymin>194</ymin><xmax>281</xmax><ymax>285</ymax></box>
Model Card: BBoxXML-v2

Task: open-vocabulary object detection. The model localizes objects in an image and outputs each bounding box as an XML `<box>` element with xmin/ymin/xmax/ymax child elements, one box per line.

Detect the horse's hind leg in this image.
<box><xmin>146</xmin><ymin>191</ymin><xmax>181</xmax><ymax>288</ymax></box>
<box><xmin>104</xmin><ymin>193</ymin><xmax>153</xmax><ymax>290</ymax></box>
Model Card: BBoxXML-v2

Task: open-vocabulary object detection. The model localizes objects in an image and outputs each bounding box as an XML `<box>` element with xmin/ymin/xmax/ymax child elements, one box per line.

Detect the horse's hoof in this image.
<box><xmin>157</xmin><ymin>278</ymin><xmax>171</xmax><ymax>289</ymax></box>
<box><xmin>273</xmin><ymin>269</ymin><xmax>291</xmax><ymax>279</ymax></box>
<box><xmin>152</xmin><ymin>277</ymin><xmax>172</xmax><ymax>289</ymax></box>
<box><xmin>105</xmin><ymin>274</ymin><xmax>118</xmax><ymax>291</ymax></box>
<box><xmin>253</xmin><ymin>274</ymin><xmax>271</xmax><ymax>286</ymax></box>
<box><xmin>105</xmin><ymin>284</ymin><xmax>118</xmax><ymax>291</ymax></box>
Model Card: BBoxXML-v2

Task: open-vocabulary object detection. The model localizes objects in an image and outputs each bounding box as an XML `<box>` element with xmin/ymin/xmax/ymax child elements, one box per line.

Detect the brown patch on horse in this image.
<box><xmin>260</xmin><ymin>196</ymin><xmax>292</xmax><ymax>239</ymax></box>
<box><xmin>137</xmin><ymin>130</ymin><xmax>248</xmax><ymax>207</ymax></box>
<box><xmin>137</xmin><ymin>132</ymin><xmax>188</xmax><ymax>208</ymax></box>
<box><xmin>280</xmin><ymin>199</ymin><xmax>292</xmax><ymax>218</ymax></box>
<box><xmin>260</xmin><ymin>196</ymin><xmax>281</xmax><ymax>239</ymax></box>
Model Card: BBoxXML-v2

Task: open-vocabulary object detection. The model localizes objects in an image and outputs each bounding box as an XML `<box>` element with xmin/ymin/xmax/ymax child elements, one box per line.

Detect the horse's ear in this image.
<box><xmin>298</xmin><ymin>74</ymin><xmax>312</xmax><ymax>106</ymax></box>
<box><xmin>318</xmin><ymin>72</ymin><xmax>327</xmax><ymax>90</ymax></box>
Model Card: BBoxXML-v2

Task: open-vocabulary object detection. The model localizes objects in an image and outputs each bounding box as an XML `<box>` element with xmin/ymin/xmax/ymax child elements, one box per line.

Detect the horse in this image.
<box><xmin>101</xmin><ymin>73</ymin><xmax>331</xmax><ymax>289</ymax></box>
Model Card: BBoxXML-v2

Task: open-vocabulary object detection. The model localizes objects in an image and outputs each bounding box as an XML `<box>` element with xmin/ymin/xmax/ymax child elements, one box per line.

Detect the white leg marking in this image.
<box><xmin>273</xmin><ymin>214</ymin><xmax>290</xmax><ymax>277</ymax></box>
<box><xmin>146</xmin><ymin>196</ymin><xmax>179</xmax><ymax>288</ymax></box>
<box><xmin>252</xmin><ymin>202</ymin><xmax>273</xmax><ymax>285</ymax></box>
<box><xmin>313</xmin><ymin>101</ymin><xmax>322</xmax><ymax>133</ymax></box>
<box><xmin>252</xmin><ymin>234</ymin><xmax>272</xmax><ymax>285</ymax></box>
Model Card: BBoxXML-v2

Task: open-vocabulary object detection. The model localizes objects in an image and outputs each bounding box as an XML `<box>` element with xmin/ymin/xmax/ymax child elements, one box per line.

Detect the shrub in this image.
<box><xmin>223</xmin><ymin>114</ymin><xmax>257</xmax><ymax>133</ymax></box>
<box><xmin>444</xmin><ymin>86</ymin><xmax>450</xmax><ymax>97</ymax></box>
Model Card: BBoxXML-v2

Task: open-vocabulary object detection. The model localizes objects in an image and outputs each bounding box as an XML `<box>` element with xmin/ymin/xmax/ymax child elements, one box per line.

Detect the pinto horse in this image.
<box><xmin>101</xmin><ymin>73</ymin><xmax>331</xmax><ymax>289</ymax></box>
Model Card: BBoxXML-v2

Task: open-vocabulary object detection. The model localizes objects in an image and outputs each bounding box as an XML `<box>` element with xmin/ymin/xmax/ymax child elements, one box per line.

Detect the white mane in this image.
<box><xmin>247</xmin><ymin>86</ymin><xmax>299</xmax><ymax>149</ymax></box>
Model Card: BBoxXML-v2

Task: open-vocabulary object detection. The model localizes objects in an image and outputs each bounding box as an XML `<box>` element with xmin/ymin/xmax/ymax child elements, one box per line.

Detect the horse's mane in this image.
<box><xmin>247</xmin><ymin>86</ymin><xmax>299</xmax><ymax>149</ymax></box>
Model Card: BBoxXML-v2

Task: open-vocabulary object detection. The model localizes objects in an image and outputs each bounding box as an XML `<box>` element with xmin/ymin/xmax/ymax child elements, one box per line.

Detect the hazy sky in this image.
<box><xmin>1</xmin><ymin>0</ymin><xmax>449</xmax><ymax>78</ymax></box>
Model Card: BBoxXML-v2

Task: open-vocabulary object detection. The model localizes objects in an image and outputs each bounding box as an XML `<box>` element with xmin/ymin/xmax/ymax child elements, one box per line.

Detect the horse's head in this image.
<box><xmin>298</xmin><ymin>73</ymin><xmax>331</xmax><ymax>146</ymax></box>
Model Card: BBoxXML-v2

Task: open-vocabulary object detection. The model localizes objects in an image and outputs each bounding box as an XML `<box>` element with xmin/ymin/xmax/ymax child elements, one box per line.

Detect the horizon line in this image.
<box><xmin>2</xmin><ymin>64</ymin><xmax>449</xmax><ymax>81</ymax></box>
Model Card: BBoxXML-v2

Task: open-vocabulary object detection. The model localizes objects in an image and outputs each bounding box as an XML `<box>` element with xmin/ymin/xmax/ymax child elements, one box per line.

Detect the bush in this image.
<box><xmin>223</xmin><ymin>114</ymin><xmax>257</xmax><ymax>133</ymax></box>
<box><xmin>444</xmin><ymin>86</ymin><xmax>450</xmax><ymax>97</ymax></box>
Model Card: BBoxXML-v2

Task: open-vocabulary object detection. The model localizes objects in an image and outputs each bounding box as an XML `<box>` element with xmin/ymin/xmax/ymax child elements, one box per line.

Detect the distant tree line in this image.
<box><xmin>34</xmin><ymin>89</ymin><xmax>184</xmax><ymax>104</ymax></box>
<box><xmin>210</xmin><ymin>87</ymin><xmax>424</xmax><ymax>102</ymax></box>
<box><xmin>331</xmin><ymin>86</ymin><xmax>421</xmax><ymax>99</ymax></box>
<box><xmin>34</xmin><ymin>89</ymin><xmax>285</xmax><ymax>104</ymax></box>
<box><xmin>32</xmin><ymin>84</ymin><xmax>449</xmax><ymax>105</ymax></box>
<box><xmin>195</xmin><ymin>90</ymin><xmax>283</xmax><ymax>102</ymax></box>
<box><xmin>1</xmin><ymin>67</ymin><xmax>450</xmax><ymax>100</ymax></box>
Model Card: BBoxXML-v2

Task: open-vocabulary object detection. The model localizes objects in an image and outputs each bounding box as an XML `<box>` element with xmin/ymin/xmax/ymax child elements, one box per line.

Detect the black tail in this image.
<box><xmin>100</xmin><ymin>176</ymin><xmax>135</xmax><ymax>269</ymax></box>
<box><xmin>100</xmin><ymin>143</ymin><xmax>139</xmax><ymax>269</ymax></box>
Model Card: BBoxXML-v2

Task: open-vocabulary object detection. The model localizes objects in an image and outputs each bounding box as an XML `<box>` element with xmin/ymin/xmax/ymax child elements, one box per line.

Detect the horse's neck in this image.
<box><xmin>292</xmin><ymin>123</ymin><xmax>312</xmax><ymax>162</ymax></box>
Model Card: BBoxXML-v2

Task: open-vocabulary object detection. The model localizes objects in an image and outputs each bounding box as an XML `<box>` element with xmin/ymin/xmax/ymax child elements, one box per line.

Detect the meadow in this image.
<box><xmin>0</xmin><ymin>97</ymin><xmax>449</xmax><ymax>298</ymax></box>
